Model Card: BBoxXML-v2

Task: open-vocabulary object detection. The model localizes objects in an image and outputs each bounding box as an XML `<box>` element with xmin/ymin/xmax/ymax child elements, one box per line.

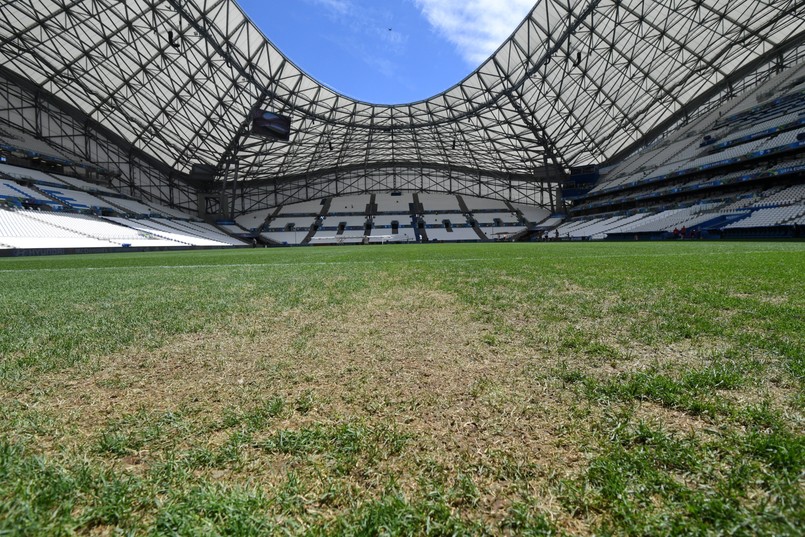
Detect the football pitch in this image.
<box><xmin>1</xmin><ymin>241</ymin><xmax>803</xmax><ymax>535</ymax></box>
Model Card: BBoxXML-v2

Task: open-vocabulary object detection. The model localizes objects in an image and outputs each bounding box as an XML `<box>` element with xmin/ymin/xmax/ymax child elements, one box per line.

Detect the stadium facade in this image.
<box><xmin>0</xmin><ymin>0</ymin><xmax>804</xmax><ymax>248</ymax></box>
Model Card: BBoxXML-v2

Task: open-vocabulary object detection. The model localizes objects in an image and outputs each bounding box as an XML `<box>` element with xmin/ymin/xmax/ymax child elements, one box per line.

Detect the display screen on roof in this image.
<box><xmin>251</xmin><ymin>110</ymin><xmax>291</xmax><ymax>142</ymax></box>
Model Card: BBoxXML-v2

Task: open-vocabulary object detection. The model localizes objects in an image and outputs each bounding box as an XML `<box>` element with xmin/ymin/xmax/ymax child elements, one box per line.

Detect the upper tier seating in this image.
<box><xmin>142</xmin><ymin>201</ymin><xmax>195</xmax><ymax>220</ymax></box>
<box><xmin>38</xmin><ymin>186</ymin><xmax>116</xmax><ymax>211</ymax></box>
<box><xmin>558</xmin><ymin>63</ymin><xmax>805</xmax><ymax>240</ymax></box>
<box><xmin>591</xmin><ymin>66</ymin><xmax>805</xmax><ymax>197</ymax></box>
<box><xmin>723</xmin><ymin>205</ymin><xmax>805</xmax><ymax>228</ymax></box>
<box><xmin>323</xmin><ymin>215</ymin><xmax>367</xmax><ymax>228</ymax></box>
<box><xmin>98</xmin><ymin>196</ymin><xmax>157</xmax><ymax>216</ymax></box>
<box><xmin>375</xmin><ymin>192</ymin><xmax>414</xmax><ymax>212</ymax></box>
<box><xmin>267</xmin><ymin>216</ymin><xmax>318</xmax><ymax>231</ymax></box>
<box><xmin>750</xmin><ymin>183</ymin><xmax>805</xmax><ymax>206</ymax></box>
<box><xmin>0</xmin><ymin>180</ymin><xmax>52</xmax><ymax>203</ymax></box>
<box><xmin>472</xmin><ymin>211</ymin><xmax>519</xmax><ymax>225</ymax></box>
<box><xmin>372</xmin><ymin>215</ymin><xmax>412</xmax><ymax>228</ymax></box>
<box><xmin>512</xmin><ymin>204</ymin><xmax>551</xmax><ymax>224</ymax></box>
<box><xmin>278</xmin><ymin>199</ymin><xmax>326</xmax><ymax>215</ymax></box>
<box><xmin>328</xmin><ymin>194</ymin><xmax>370</xmax><ymax>214</ymax></box>
<box><xmin>52</xmin><ymin>174</ymin><xmax>118</xmax><ymax>194</ymax></box>
<box><xmin>463</xmin><ymin>197</ymin><xmax>508</xmax><ymax>211</ymax></box>
<box><xmin>0</xmin><ymin>163</ymin><xmax>63</xmax><ymax>184</ymax></box>
<box><xmin>420</xmin><ymin>193</ymin><xmax>461</xmax><ymax>212</ymax></box>
<box><xmin>423</xmin><ymin>213</ymin><xmax>466</xmax><ymax>227</ymax></box>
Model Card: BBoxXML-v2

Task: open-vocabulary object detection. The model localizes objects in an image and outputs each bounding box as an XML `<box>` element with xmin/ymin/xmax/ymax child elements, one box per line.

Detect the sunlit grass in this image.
<box><xmin>0</xmin><ymin>241</ymin><xmax>803</xmax><ymax>535</ymax></box>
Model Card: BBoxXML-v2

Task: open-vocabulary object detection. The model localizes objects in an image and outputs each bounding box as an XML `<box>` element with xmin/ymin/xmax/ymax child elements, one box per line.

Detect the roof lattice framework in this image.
<box><xmin>1</xmin><ymin>0</ymin><xmax>803</xmax><ymax>186</ymax></box>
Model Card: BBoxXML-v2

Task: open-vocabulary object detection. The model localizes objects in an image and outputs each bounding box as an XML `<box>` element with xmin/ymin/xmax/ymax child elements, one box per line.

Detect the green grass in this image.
<box><xmin>0</xmin><ymin>241</ymin><xmax>803</xmax><ymax>535</ymax></box>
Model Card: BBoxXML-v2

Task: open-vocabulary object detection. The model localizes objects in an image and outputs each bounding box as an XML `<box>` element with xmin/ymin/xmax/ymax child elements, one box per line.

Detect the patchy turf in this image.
<box><xmin>0</xmin><ymin>241</ymin><xmax>803</xmax><ymax>535</ymax></box>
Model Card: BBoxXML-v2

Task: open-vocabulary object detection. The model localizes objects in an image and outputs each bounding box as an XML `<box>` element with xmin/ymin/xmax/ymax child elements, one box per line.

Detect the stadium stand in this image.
<box><xmin>472</xmin><ymin>212</ymin><xmax>519</xmax><ymax>226</ymax></box>
<box><xmin>37</xmin><ymin>186</ymin><xmax>117</xmax><ymax>212</ymax></box>
<box><xmin>328</xmin><ymin>194</ymin><xmax>371</xmax><ymax>214</ymax></box>
<box><xmin>463</xmin><ymin>197</ymin><xmax>509</xmax><ymax>211</ymax></box>
<box><xmin>153</xmin><ymin>218</ymin><xmax>246</xmax><ymax>246</ymax></box>
<box><xmin>0</xmin><ymin>153</ymin><xmax>222</xmax><ymax>251</ymax></box>
<box><xmin>279</xmin><ymin>199</ymin><xmax>327</xmax><ymax>215</ymax></box>
<box><xmin>235</xmin><ymin>208</ymin><xmax>274</xmax><ymax>231</ymax></box>
<box><xmin>232</xmin><ymin>192</ymin><xmax>553</xmax><ymax>244</ymax></box>
<box><xmin>371</xmin><ymin>214</ymin><xmax>415</xmax><ymax>241</ymax></box>
<box><xmin>315</xmin><ymin>213</ymin><xmax>368</xmax><ymax>245</ymax></box>
<box><xmin>0</xmin><ymin>123</ymin><xmax>85</xmax><ymax>164</ymax></box>
<box><xmin>420</xmin><ymin>193</ymin><xmax>462</xmax><ymax>213</ymax></box>
<box><xmin>0</xmin><ymin>209</ymin><xmax>116</xmax><ymax>248</ymax></box>
<box><xmin>0</xmin><ymin>179</ymin><xmax>62</xmax><ymax>209</ymax></box>
<box><xmin>423</xmin><ymin>213</ymin><xmax>475</xmax><ymax>242</ymax></box>
<box><xmin>512</xmin><ymin>204</ymin><xmax>551</xmax><ymax>225</ymax></box>
<box><xmin>52</xmin><ymin>174</ymin><xmax>118</xmax><ymax>194</ymax></box>
<box><xmin>216</xmin><ymin>222</ymin><xmax>250</xmax><ymax>236</ymax></box>
<box><xmin>22</xmin><ymin>211</ymin><xmax>181</xmax><ymax>247</ymax></box>
<box><xmin>0</xmin><ymin>163</ymin><xmax>64</xmax><ymax>184</ymax></box>
<box><xmin>106</xmin><ymin>217</ymin><xmax>236</xmax><ymax>247</ymax></box>
<box><xmin>261</xmin><ymin>215</ymin><xmax>319</xmax><ymax>245</ymax></box>
<box><xmin>552</xmin><ymin>63</ymin><xmax>805</xmax><ymax>240</ymax></box>
<box><xmin>427</xmin><ymin>225</ymin><xmax>479</xmax><ymax>242</ymax></box>
<box><xmin>260</xmin><ymin>231</ymin><xmax>303</xmax><ymax>245</ymax></box>
<box><xmin>97</xmin><ymin>196</ymin><xmax>158</xmax><ymax>216</ymax></box>
<box><xmin>533</xmin><ymin>215</ymin><xmax>564</xmax><ymax>230</ymax></box>
<box><xmin>723</xmin><ymin>206</ymin><xmax>805</xmax><ymax>229</ymax></box>
<box><xmin>375</xmin><ymin>192</ymin><xmax>414</xmax><ymax>213</ymax></box>
<box><xmin>142</xmin><ymin>202</ymin><xmax>197</xmax><ymax>220</ymax></box>
<box><xmin>472</xmin><ymin>210</ymin><xmax>525</xmax><ymax>240</ymax></box>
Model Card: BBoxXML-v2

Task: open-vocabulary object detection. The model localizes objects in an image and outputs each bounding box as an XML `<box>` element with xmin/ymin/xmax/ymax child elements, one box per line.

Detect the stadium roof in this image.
<box><xmin>1</xmin><ymin>0</ymin><xmax>804</xmax><ymax>187</ymax></box>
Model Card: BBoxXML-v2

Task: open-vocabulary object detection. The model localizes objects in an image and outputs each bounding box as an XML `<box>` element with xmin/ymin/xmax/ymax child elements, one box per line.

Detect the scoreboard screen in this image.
<box><xmin>251</xmin><ymin>110</ymin><xmax>291</xmax><ymax>141</ymax></box>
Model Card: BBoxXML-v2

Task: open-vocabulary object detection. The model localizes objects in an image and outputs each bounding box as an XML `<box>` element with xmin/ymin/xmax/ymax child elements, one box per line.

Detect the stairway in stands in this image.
<box><xmin>455</xmin><ymin>194</ymin><xmax>487</xmax><ymax>240</ymax></box>
<box><xmin>411</xmin><ymin>193</ymin><xmax>427</xmax><ymax>242</ymax></box>
<box><xmin>503</xmin><ymin>200</ymin><xmax>529</xmax><ymax>241</ymax></box>
<box><xmin>364</xmin><ymin>193</ymin><xmax>377</xmax><ymax>240</ymax></box>
<box><xmin>301</xmin><ymin>198</ymin><xmax>332</xmax><ymax>245</ymax></box>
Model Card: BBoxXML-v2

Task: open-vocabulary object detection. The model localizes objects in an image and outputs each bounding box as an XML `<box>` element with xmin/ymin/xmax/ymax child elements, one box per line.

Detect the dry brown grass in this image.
<box><xmin>5</xmin><ymin>286</ymin><xmax>600</xmax><ymax>529</ymax></box>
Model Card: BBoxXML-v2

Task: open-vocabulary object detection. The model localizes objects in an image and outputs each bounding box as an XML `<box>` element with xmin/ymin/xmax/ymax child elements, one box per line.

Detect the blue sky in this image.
<box><xmin>236</xmin><ymin>0</ymin><xmax>535</xmax><ymax>105</ymax></box>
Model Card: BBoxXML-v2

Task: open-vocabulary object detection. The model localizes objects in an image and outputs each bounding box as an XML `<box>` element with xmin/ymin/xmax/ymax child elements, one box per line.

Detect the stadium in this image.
<box><xmin>0</xmin><ymin>1</ymin><xmax>803</xmax><ymax>535</ymax></box>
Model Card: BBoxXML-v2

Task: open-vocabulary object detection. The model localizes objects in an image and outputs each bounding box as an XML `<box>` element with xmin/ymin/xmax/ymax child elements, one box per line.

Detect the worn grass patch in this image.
<box><xmin>0</xmin><ymin>242</ymin><xmax>803</xmax><ymax>535</ymax></box>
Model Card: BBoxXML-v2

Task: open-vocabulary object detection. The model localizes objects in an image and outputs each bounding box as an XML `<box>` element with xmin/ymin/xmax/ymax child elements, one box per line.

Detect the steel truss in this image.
<box><xmin>1</xmin><ymin>0</ymin><xmax>803</xmax><ymax>214</ymax></box>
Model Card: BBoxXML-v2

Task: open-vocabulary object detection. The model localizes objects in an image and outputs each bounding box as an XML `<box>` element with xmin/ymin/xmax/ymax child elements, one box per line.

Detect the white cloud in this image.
<box><xmin>307</xmin><ymin>0</ymin><xmax>353</xmax><ymax>15</ymax></box>
<box><xmin>414</xmin><ymin>0</ymin><xmax>535</xmax><ymax>65</ymax></box>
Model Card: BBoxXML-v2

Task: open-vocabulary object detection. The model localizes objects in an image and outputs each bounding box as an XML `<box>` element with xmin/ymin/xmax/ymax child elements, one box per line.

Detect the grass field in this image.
<box><xmin>0</xmin><ymin>241</ymin><xmax>803</xmax><ymax>535</ymax></box>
